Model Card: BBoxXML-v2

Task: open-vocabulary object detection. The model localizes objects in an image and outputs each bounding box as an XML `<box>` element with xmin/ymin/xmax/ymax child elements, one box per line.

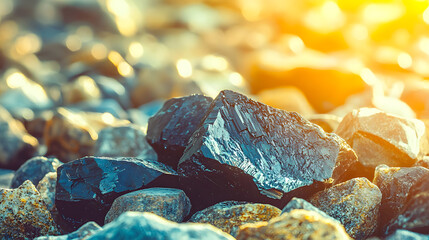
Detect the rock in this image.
<box><xmin>146</xmin><ymin>94</ymin><xmax>213</xmax><ymax>168</ymax></box>
<box><xmin>61</xmin><ymin>75</ymin><xmax>101</xmax><ymax>105</ymax></box>
<box><xmin>23</xmin><ymin>111</ymin><xmax>54</xmax><ymax>139</ymax></box>
<box><xmin>281</xmin><ymin>197</ymin><xmax>337</xmax><ymax>223</ymax></box>
<box><xmin>386</xmin><ymin>230</ymin><xmax>429</xmax><ymax>240</ymax></box>
<box><xmin>307</xmin><ymin>114</ymin><xmax>342</xmax><ymax>133</ymax></box>
<box><xmin>35</xmin><ymin>222</ymin><xmax>101</xmax><ymax>240</ymax></box>
<box><xmin>93</xmin><ymin>75</ymin><xmax>130</xmax><ymax>109</ymax></box>
<box><xmin>414</xmin><ymin>156</ymin><xmax>429</xmax><ymax>168</ymax></box>
<box><xmin>55</xmin><ymin>156</ymin><xmax>178</xmax><ymax>230</ymax></box>
<box><xmin>37</xmin><ymin>172</ymin><xmax>59</xmax><ymax>223</ymax></box>
<box><xmin>0</xmin><ymin>169</ymin><xmax>14</xmax><ymax>189</ymax></box>
<box><xmin>385</xmin><ymin>177</ymin><xmax>429</xmax><ymax>235</ymax></box>
<box><xmin>0</xmin><ymin>180</ymin><xmax>60</xmax><ymax>239</ymax></box>
<box><xmin>93</xmin><ymin>125</ymin><xmax>157</xmax><ymax>160</ymax></box>
<box><xmin>235</xmin><ymin>209</ymin><xmax>351</xmax><ymax>240</ymax></box>
<box><xmin>105</xmin><ymin>188</ymin><xmax>191</xmax><ymax>224</ymax></box>
<box><xmin>335</xmin><ymin>108</ymin><xmax>426</xmax><ymax>178</ymax></box>
<box><xmin>373</xmin><ymin>165</ymin><xmax>429</xmax><ymax>229</ymax></box>
<box><xmin>88</xmin><ymin>212</ymin><xmax>234</xmax><ymax>240</ymax></box>
<box><xmin>67</xmin><ymin>99</ymin><xmax>127</xmax><ymax>119</ymax></box>
<box><xmin>310</xmin><ymin>177</ymin><xmax>382</xmax><ymax>239</ymax></box>
<box><xmin>0</xmin><ymin>109</ymin><xmax>39</xmax><ymax>169</ymax></box>
<box><xmin>178</xmin><ymin>90</ymin><xmax>358</xmax><ymax>211</ymax></box>
<box><xmin>11</xmin><ymin>156</ymin><xmax>62</xmax><ymax>188</ymax></box>
<box><xmin>190</xmin><ymin>201</ymin><xmax>280</xmax><ymax>236</ymax></box>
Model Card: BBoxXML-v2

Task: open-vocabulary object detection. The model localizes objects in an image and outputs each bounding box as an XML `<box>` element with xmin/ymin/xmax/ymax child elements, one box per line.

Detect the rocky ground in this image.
<box><xmin>1</xmin><ymin>0</ymin><xmax>429</xmax><ymax>240</ymax></box>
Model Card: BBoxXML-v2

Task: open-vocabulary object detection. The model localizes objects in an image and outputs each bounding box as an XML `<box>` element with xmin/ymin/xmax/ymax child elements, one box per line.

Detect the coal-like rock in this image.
<box><xmin>335</xmin><ymin>108</ymin><xmax>426</xmax><ymax>178</ymax></box>
<box><xmin>105</xmin><ymin>188</ymin><xmax>191</xmax><ymax>224</ymax></box>
<box><xmin>88</xmin><ymin>212</ymin><xmax>234</xmax><ymax>240</ymax></box>
<box><xmin>235</xmin><ymin>209</ymin><xmax>351</xmax><ymax>240</ymax></box>
<box><xmin>281</xmin><ymin>197</ymin><xmax>337</xmax><ymax>223</ymax></box>
<box><xmin>0</xmin><ymin>180</ymin><xmax>60</xmax><ymax>239</ymax></box>
<box><xmin>93</xmin><ymin>125</ymin><xmax>157</xmax><ymax>160</ymax></box>
<box><xmin>0</xmin><ymin>169</ymin><xmax>14</xmax><ymax>189</ymax></box>
<box><xmin>178</xmin><ymin>90</ymin><xmax>358</xmax><ymax>210</ymax></box>
<box><xmin>373</xmin><ymin>165</ymin><xmax>429</xmax><ymax>230</ymax></box>
<box><xmin>386</xmin><ymin>230</ymin><xmax>429</xmax><ymax>240</ymax></box>
<box><xmin>35</xmin><ymin>222</ymin><xmax>101</xmax><ymax>240</ymax></box>
<box><xmin>11</xmin><ymin>156</ymin><xmax>62</xmax><ymax>188</ymax></box>
<box><xmin>55</xmin><ymin>156</ymin><xmax>178</xmax><ymax>230</ymax></box>
<box><xmin>190</xmin><ymin>201</ymin><xmax>281</xmax><ymax>236</ymax></box>
<box><xmin>310</xmin><ymin>177</ymin><xmax>382</xmax><ymax>239</ymax></box>
<box><xmin>37</xmin><ymin>172</ymin><xmax>59</xmax><ymax>223</ymax></box>
<box><xmin>147</xmin><ymin>94</ymin><xmax>213</xmax><ymax>168</ymax></box>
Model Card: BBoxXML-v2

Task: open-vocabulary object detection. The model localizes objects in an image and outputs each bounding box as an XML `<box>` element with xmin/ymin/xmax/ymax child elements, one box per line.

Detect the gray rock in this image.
<box><xmin>37</xmin><ymin>172</ymin><xmax>59</xmax><ymax>222</ymax></box>
<box><xmin>386</xmin><ymin>230</ymin><xmax>429</xmax><ymax>240</ymax></box>
<box><xmin>11</xmin><ymin>156</ymin><xmax>62</xmax><ymax>188</ymax></box>
<box><xmin>93</xmin><ymin>125</ymin><xmax>157</xmax><ymax>160</ymax></box>
<box><xmin>88</xmin><ymin>211</ymin><xmax>234</xmax><ymax>240</ymax></box>
<box><xmin>35</xmin><ymin>222</ymin><xmax>101</xmax><ymax>240</ymax></box>
<box><xmin>281</xmin><ymin>197</ymin><xmax>338</xmax><ymax>223</ymax></box>
<box><xmin>105</xmin><ymin>188</ymin><xmax>191</xmax><ymax>224</ymax></box>
<box><xmin>0</xmin><ymin>169</ymin><xmax>14</xmax><ymax>189</ymax></box>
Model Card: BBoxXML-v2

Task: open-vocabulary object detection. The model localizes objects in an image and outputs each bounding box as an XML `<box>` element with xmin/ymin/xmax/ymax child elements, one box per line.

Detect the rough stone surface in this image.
<box><xmin>386</xmin><ymin>230</ymin><xmax>429</xmax><ymax>240</ymax></box>
<box><xmin>11</xmin><ymin>156</ymin><xmax>62</xmax><ymax>188</ymax></box>
<box><xmin>147</xmin><ymin>94</ymin><xmax>213</xmax><ymax>168</ymax></box>
<box><xmin>35</xmin><ymin>222</ymin><xmax>101</xmax><ymax>240</ymax></box>
<box><xmin>373</xmin><ymin>165</ymin><xmax>429</xmax><ymax>229</ymax></box>
<box><xmin>55</xmin><ymin>156</ymin><xmax>178</xmax><ymax>230</ymax></box>
<box><xmin>310</xmin><ymin>177</ymin><xmax>382</xmax><ymax>239</ymax></box>
<box><xmin>0</xmin><ymin>168</ymin><xmax>14</xmax><ymax>189</ymax></box>
<box><xmin>336</xmin><ymin>108</ymin><xmax>426</xmax><ymax>171</ymax></box>
<box><xmin>281</xmin><ymin>197</ymin><xmax>337</xmax><ymax>223</ymax></box>
<box><xmin>37</xmin><ymin>172</ymin><xmax>59</xmax><ymax>222</ymax></box>
<box><xmin>0</xmin><ymin>180</ymin><xmax>60</xmax><ymax>239</ymax></box>
<box><xmin>93</xmin><ymin>125</ymin><xmax>157</xmax><ymax>160</ymax></box>
<box><xmin>105</xmin><ymin>188</ymin><xmax>191</xmax><ymax>224</ymax></box>
<box><xmin>235</xmin><ymin>209</ymin><xmax>351</xmax><ymax>240</ymax></box>
<box><xmin>178</xmin><ymin>90</ymin><xmax>358</xmax><ymax>211</ymax></box>
<box><xmin>88</xmin><ymin>211</ymin><xmax>235</xmax><ymax>240</ymax></box>
<box><xmin>189</xmin><ymin>201</ymin><xmax>281</xmax><ymax>236</ymax></box>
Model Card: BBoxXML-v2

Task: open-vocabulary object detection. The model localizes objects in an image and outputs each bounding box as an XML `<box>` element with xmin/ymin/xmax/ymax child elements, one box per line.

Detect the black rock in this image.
<box><xmin>11</xmin><ymin>156</ymin><xmax>62</xmax><ymax>188</ymax></box>
<box><xmin>147</xmin><ymin>95</ymin><xmax>213</xmax><ymax>168</ymax></box>
<box><xmin>55</xmin><ymin>156</ymin><xmax>178</xmax><ymax>231</ymax></box>
<box><xmin>177</xmin><ymin>90</ymin><xmax>358</xmax><ymax>211</ymax></box>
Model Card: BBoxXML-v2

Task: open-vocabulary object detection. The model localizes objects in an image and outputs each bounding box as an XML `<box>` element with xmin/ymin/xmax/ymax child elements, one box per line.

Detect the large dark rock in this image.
<box><xmin>11</xmin><ymin>156</ymin><xmax>62</xmax><ymax>188</ymax></box>
<box><xmin>177</xmin><ymin>90</ymin><xmax>358</xmax><ymax>211</ymax></box>
<box><xmin>55</xmin><ymin>156</ymin><xmax>178</xmax><ymax>230</ymax></box>
<box><xmin>146</xmin><ymin>94</ymin><xmax>213</xmax><ymax>168</ymax></box>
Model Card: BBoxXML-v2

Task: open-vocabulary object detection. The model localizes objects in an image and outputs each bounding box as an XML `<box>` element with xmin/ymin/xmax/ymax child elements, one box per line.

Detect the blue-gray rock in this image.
<box><xmin>147</xmin><ymin>94</ymin><xmax>213</xmax><ymax>169</ymax></box>
<box><xmin>11</xmin><ymin>156</ymin><xmax>62</xmax><ymax>188</ymax></box>
<box><xmin>88</xmin><ymin>211</ymin><xmax>234</xmax><ymax>240</ymax></box>
<box><xmin>67</xmin><ymin>99</ymin><xmax>127</xmax><ymax>119</ymax></box>
<box><xmin>0</xmin><ymin>169</ymin><xmax>14</xmax><ymax>189</ymax></box>
<box><xmin>93</xmin><ymin>75</ymin><xmax>130</xmax><ymax>109</ymax></box>
<box><xmin>35</xmin><ymin>222</ymin><xmax>101</xmax><ymax>240</ymax></box>
<box><xmin>281</xmin><ymin>197</ymin><xmax>338</xmax><ymax>223</ymax></box>
<box><xmin>177</xmin><ymin>90</ymin><xmax>358</xmax><ymax>211</ymax></box>
<box><xmin>55</xmin><ymin>156</ymin><xmax>178</xmax><ymax>231</ymax></box>
<box><xmin>93</xmin><ymin>125</ymin><xmax>157</xmax><ymax>160</ymax></box>
<box><xmin>105</xmin><ymin>188</ymin><xmax>191</xmax><ymax>224</ymax></box>
<box><xmin>386</xmin><ymin>230</ymin><xmax>429</xmax><ymax>240</ymax></box>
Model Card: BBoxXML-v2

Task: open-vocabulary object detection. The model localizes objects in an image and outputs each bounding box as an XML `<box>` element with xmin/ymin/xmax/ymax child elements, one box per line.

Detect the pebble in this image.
<box><xmin>11</xmin><ymin>156</ymin><xmax>62</xmax><ymax>188</ymax></box>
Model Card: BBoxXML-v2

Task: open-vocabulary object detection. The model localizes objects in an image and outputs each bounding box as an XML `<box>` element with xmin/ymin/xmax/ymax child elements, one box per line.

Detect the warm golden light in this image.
<box><xmin>176</xmin><ymin>59</ymin><xmax>193</xmax><ymax>78</ymax></box>
<box><xmin>91</xmin><ymin>43</ymin><xmax>108</xmax><ymax>60</ymax></box>
<box><xmin>362</xmin><ymin>3</ymin><xmax>404</xmax><ymax>25</ymax></box>
<box><xmin>423</xmin><ymin>7</ymin><xmax>429</xmax><ymax>24</ymax></box>
<box><xmin>129</xmin><ymin>41</ymin><xmax>144</xmax><ymax>59</ymax></box>
<box><xmin>397</xmin><ymin>52</ymin><xmax>413</xmax><ymax>69</ymax></box>
<box><xmin>65</xmin><ymin>35</ymin><xmax>82</xmax><ymax>52</ymax></box>
<box><xmin>202</xmin><ymin>55</ymin><xmax>228</xmax><ymax>72</ymax></box>
<box><xmin>117</xmin><ymin>61</ymin><xmax>134</xmax><ymax>77</ymax></box>
<box><xmin>304</xmin><ymin>1</ymin><xmax>345</xmax><ymax>33</ymax></box>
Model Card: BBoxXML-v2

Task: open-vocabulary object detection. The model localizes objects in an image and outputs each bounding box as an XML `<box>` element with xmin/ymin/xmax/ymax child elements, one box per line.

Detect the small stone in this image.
<box><xmin>0</xmin><ymin>180</ymin><xmax>60</xmax><ymax>239</ymax></box>
<box><xmin>373</xmin><ymin>165</ymin><xmax>429</xmax><ymax>229</ymax></box>
<box><xmin>335</xmin><ymin>108</ymin><xmax>426</xmax><ymax>177</ymax></box>
<box><xmin>93</xmin><ymin>125</ymin><xmax>157</xmax><ymax>160</ymax></box>
<box><xmin>61</xmin><ymin>75</ymin><xmax>101</xmax><ymax>105</ymax></box>
<box><xmin>281</xmin><ymin>197</ymin><xmax>337</xmax><ymax>223</ymax></box>
<box><xmin>56</xmin><ymin>156</ymin><xmax>178</xmax><ymax>230</ymax></box>
<box><xmin>37</xmin><ymin>172</ymin><xmax>59</xmax><ymax>223</ymax></box>
<box><xmin>88</xmin><ymin>212</ymin><xmax>234</xmax><ymax>240</ymax></box>
<box><xmin>310</xmin><ymin>177</ymin><xmax>382</xmax><ymax>239</ymax></box>
<box><xmin>146</xmin><ymin>94</ymin><xmax>213</xmax><ymax>168</ymax></box>
<box><xmin>105</xmin><ymin>188</ymin><xmax>191</xmax><ymax>224</ymax></box>
<box><xmin>235</xmin><ymin>209</ymin><xmax>351</xmax><ymax>240</ymax></box>
<box><xmin>0</xmin><ymin>169</ymin><xmax>14</xmax><ymax>189</ymax></box>
<box><xmin>178</xmin><ymin>90</ymin><xmax>358</xmax><ymax>211</ymax></box>
<box><xmin>11</xmin><ymin>156</ymin><xmax>62</xmax><ymax>188</ymax></box>
<box><xmin>386</xmin><ymin>230</ymin><xmax>429</xmax><ymax>240</ymax></box>
<box><xmin>189</xmin><ymin>201</ymin><xmax>281</xmax><ymax>236</ymax></box>
<box><xmin>35</xmin><ymin>222</ymin><xmax>101</xmax><ymax>240</ymax></box>
<box><xmin>307</xmin><ymin>114</ymin><xmax>342</xmax><ymax>133</ymax></box>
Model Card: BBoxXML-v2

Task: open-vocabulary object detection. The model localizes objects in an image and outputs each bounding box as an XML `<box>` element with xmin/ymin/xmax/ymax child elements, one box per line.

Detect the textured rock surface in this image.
<box><xmin>105</xmin><ymin>188</ymin><xmax>191</xmax><ymax>224</ymax></box>
<box><xmin>373</xmin><ymin>165</ymin><xmax>429</xmax><ymax>229</ymax></box>
<box><xmin>55</xmin><ymin>156</ymin><xmax>178</xmax><ymax>230</ymax></box>
<box><xmin>11</xmin><ymin>156</ymin><xmax>62</xmax><ymax>188</ymax></box>
<box><xmin>37</xmin><ymin>172</ymin><xmax>59</xmax><ymax>222</ymax></box>
<box><xmin>190</xmin><ymin>201</ymin><xmax>281</xmax><ymax>236</ymax></box>
<box><xmin>93</xmin><ymin>125</ymin><xmax>157</xmax><ymax>160</ymax></box>
<box><xmin>0</xmin><ymin>169</ymin><xmax>14</xmax><ymax>188</ymax></box>
<box><xmin>336</xmin><ymin>108</ymin><xmax>425</xmax><ymax>172</ymax></box>
<box><xmin>236</xmin><ymin>209</ymin><xmax>351</xmax><ymax>240</ymax></box>
<box><xmin>178</xmin><ymin>90</ymin><xmax>358</xmax><ymax>210</ymax></box>
<box><xmin>310</xmin><ymin>177</ymin><xmax>382</xmax><ymax>239</ymax></box>
<box><xmin>35</xmin><ymin>222</ymin><xmax>101</xmax><ymax>240</ymax></box>
<box><xmin>146</xmin><ymin>94</ymin><xmax>213</xmax><ymax>168</ymax></box>
<box><xmin>281</xmin><ymin>197</ymin><xmax>337</xmax><ymax>223</ymax></box>
<box><xmin>386</xmin><ymin>230</ymin><xmax>429</xmax><ymax>240</ymax></box>
<box><xmin>88</xmin><ymin>212</ymin><xmax>234</xmax><ymax>240</ymax></box>
<box><xmin>0</xmin><ymin>180</ymin><xmax>60</xmax><ymax>239</ymax></box>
